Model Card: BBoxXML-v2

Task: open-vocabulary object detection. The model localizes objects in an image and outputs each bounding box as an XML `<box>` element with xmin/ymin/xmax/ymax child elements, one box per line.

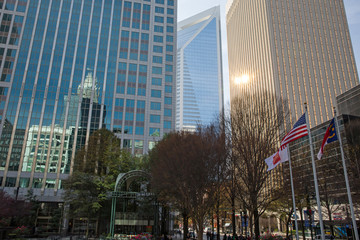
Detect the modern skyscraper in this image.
<box><xmin>226</xmin><ymin>0</ymin><xmax>359</xmax><ymax>127</ymax></box>
<box><xmin>0</xmin><ymin>0</ymin><xmax>177</xmax><ymax>203</ymax></box>
<box><xmin>176</xmin><ymin>6</ymin><xmax>223</xmax><ymax>131</ymax></box>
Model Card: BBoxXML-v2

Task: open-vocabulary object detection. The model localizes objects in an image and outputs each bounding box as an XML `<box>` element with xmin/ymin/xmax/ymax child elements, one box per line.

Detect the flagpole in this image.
<box><xmin>288</xmin><ymin>146</ymin><xmax>299</xmax><ymax>240</ymax></box>
<box><xmin>305</xmin><ymin>103</ymin><xmax>325</xmax><ymax>240</ymax></box>
<box><xmin>333</xmin><ymin>108</ymin><xmax>359</xmax><ymax>240</ymax></box>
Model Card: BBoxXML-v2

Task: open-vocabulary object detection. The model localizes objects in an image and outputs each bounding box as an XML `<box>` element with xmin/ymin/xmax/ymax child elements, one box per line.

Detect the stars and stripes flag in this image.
<box><xmin>280</xmin><ymin>113</ymin><xmax>308</xmax><ymax>148</ymax></box>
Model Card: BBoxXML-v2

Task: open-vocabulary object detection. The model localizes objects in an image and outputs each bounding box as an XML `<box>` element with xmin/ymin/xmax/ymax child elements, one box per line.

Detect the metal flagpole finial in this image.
<box><xmin>304</xmin><ymin>102</ymin><xmax>307</xmax><ymax>111</ymax></box>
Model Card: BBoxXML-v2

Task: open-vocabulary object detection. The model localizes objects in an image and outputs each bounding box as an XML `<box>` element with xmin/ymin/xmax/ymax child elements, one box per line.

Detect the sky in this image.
<box><xmin>178</xmin><ymin>0</ymin><xmax>360</xmax><ymax>107</ymax></box>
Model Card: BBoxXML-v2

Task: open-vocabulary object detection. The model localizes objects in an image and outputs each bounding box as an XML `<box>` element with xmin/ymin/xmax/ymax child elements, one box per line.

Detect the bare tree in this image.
<box><xmin>225</xmin><ymin>93</ymin><xmax>288</xmax><ymax>240</ymax></box>
<box><xmin>150</xmin><ymin>123</ymin><xmax>228</xmax><ymax>240</ymax></box>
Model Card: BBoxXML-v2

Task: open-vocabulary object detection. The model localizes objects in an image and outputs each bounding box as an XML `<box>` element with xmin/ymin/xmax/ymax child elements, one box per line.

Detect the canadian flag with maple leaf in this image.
<box><xmin>265</xmin><ymin>146</ymin><xmax>289</xmax><ymax>171</ymax></box>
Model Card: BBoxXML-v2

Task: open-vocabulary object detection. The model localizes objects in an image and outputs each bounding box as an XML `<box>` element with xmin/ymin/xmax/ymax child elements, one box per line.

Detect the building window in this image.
<box><xmin>151</xmin><ymin>102</ymin><xmax>161</xmax><ymax>110</ymax></box>
<box><xmin>165</xmin><ymin>64</ymin><xmax>173</xmax><ymax>72</ymax></box>
<box><xmin>166</xmin><ymin>35</ymin><xmax>173</xmax><ymax>42</ymax></box>
<box><xmin>164</xmin><ymin>121</ymin><xmax>171</xmax><ymax>129</ymax></box>
<box><xmin>135</xmin><ymin>127</ymin><xmax>144</xmax><ymax>135</ymax></box>
<box><xmin>165</xmin><ymin>75</ymin><xmax>172</xmax><ymax>82</ymax></box>
<box><xmin>152</xmin><ymin>77</ymin><xmax>162</xmax><ymax>86</ymax></box>
<box><xmin>152</xmin><ymin>66</ymin><xmax>162</xmax><ymax>74</ymax></box>
<box><xmin>155</xmin><ymin>7</ymin><xmax>164</xmax><ymax>13</ymax></box>
<box><xmin>153</xmin><ymin>56</ymin><xmax>163</xmax><ymax>64</ymax></box>
<box><xmin>165</xmin><ymin>85</ymin><xmax>172</xmax><ymax>93</ymax></box>
<box><xmin>154</xmin><ymin>35</ymin><xmax>163</xmax><ymax>43</ymax></box>
<box><xmin>165</xmin><ymin>97</ymin><xmax>172</xmax><ymax>105</ymax></box>
<box><xmin>166</xmin><ymin>45</ymin><xmax>173</xmax><ymax>52</ymax></box>
<box><xmin>150</xmin><ymin>114</ymin><xmax>161</xmax><ymax>123</ymax></box>
<box><xmin>154</xmin><ymin>25</ymin><xmax>164</xmax><ymax>33</ymax></box>
<box><xmin>151</xmin><ymin>90</ymin><xmax>161</xmax><ymax>98</ymax></box>
<box><xmin>137</xmin><ymin>100</ymin><xmax>145</xmax><ymax>109</ymax></box>
<box><xmin>164</xmin><ymin>108</ymin><xmax>172</xmax><ymax>117</ymax></box>
<box><xmin>136</xmin><ymin>113</ymin><xmax>145</xmax><ymax>122</ymax></box>
<box><xmin>166</xmin><ymin>26</ymin><xmax>173</xmax><ymax>32</ymax></box>
<box><xmin>149</xmin><ymin>128</ymin><xmax>160</xmax><ymax>137</ymax></box>
<box><xmin>153</xmin><ymin>45</ymin><xmax>163</xmax><ymax>53</ymax></box>
<box><xmin>167</xmin><ymin>8</ymin><xmax>174</xmax><ymax>15</ymax></box>
<box><xmin>155</xmin><ymin>16</ymin><xmax>164</xmax><ymax>23</ymax></box>
<box><xmin>167</xmin><ymin>17</ymin><xmax>174</xmax><ymax>24</ymax></box>
<box><xmin>166</xmin><ymin>54</ymin><xmax>173</xmax><ymax>62</ymax></box>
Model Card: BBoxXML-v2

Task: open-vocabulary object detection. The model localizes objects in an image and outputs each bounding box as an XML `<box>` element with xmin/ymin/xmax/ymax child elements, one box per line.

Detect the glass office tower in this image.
<box><xmin>0</xmin><ymin>0</ymin><xmax>177</xmax><ymax>201</ymax></box>
<box><xmin>176</xmin><ymin>6</ymin><xmax>223</xmax><ymax>131</ymax></box>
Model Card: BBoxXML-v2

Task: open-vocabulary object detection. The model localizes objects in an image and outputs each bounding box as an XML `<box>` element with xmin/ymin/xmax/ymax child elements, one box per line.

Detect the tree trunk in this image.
<box><xmin>217</xmin><ymin>211</ymin><xmax>220</xmax><ymax>240</ymax></box>
<box><xmin>326</xmin><ymin>204</ymin><xmax>334</xmax><ymax>237</ymax></box>
<box><xmin>197</xmin><ymin>218</ymin><xmax>204</xmax><ymax>240</ymax></box>
<box><xmin>254</xmin><ymin>208</ymin><xmax>260</xmax><ymax>240</ymax></box>
<box><xmin>183</xmin><ymin>212</ymin><xmax>189</xmax><ymax>240</ymax></box>
<box><xmin>232</xmin><ymin>200</ymin><xmax>236</xmax><ymax>235</ymax></box>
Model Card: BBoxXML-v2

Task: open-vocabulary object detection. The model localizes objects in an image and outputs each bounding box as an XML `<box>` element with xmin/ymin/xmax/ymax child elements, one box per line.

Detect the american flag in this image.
<box><xmin>280</xmin><ymin>113</ymin><xmax>308</xmax><ymax>148</ymax></box>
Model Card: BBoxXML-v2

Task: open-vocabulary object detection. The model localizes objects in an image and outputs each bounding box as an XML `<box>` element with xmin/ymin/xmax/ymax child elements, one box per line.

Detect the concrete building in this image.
<box><xmin>226</xmin><ymin>0</ymin><xmax>359</xmax><ymax>127</ymax></box>
<box><xmin>0</xmin><ymin>0</ymin><xmax>177</xmax><ymax>205</ymax></box>
<box><xmin>176</xmin><ymin>6</ymin><xmax>223</xmax><ymax>131</ymax></box>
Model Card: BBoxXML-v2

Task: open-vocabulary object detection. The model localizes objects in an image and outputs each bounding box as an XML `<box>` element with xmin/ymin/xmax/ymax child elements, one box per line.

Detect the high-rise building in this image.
<box><xmin>226</xmin><ymin>0</ymin><xmax>359</xmax><ymax>127</ymax></box>
<box><xmin>0</xmin><ymin>0</ymin><xmax>177</xmax><ymax>204</ymax></box>
<box><xmin>176</xmin><ymin>6</ymin><xmax>223</xmax><ymax>131</ymax></box>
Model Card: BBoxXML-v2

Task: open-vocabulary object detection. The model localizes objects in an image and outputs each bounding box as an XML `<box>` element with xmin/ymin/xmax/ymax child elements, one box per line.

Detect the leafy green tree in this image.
<box><xmin>64</xmin><ymin>129</ymin><xmax>146</xmax><ymax>236</ymax></box>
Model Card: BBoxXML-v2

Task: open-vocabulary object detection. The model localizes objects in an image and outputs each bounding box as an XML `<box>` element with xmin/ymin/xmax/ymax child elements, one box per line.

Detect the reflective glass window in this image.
<box><xmin>149</xmin><ymin>128</ymin><xmax>160</xmax><ymax>137</ymax></box>
<box><xmin>164</xmin><ymin>108</ymin><xmax>172</xmax><ymax>116</ymax></box>
<box><xmin>166</xmin><ymin>35</ymin><xmax>173</xmax><ymax>42</ymax></box>
<box><xmin>154</xmin><ymin>25</ymin><xmax>164</xmax><ymax>33</ymax></box>
<box><xmin>165</xmin><ymin>97</ymin><xmax>172</xmax><ymax>105</ymax></box>
<box><xmin>166</xmin><ymin>45</ymin><xmax>173</xmax><ymax>52</ymax></box>
<box><xmin>137</xmin><ymin>100</ymin><xmax>145</xmax><ymax>109</ymax></box>
<box><xmin>154</xmin><ymin>35</ymin><xmax>163</xmax><ymax>43</ymax></box>
<box><xmin>152</xmin><ymin>77</ymin><xmax>162</xmax><ymax>86</ymax></box>
<box><xmin>165</xmin><ymin>75</ymin><xmax>173</xmax><ymax>82</ymax></box>
<box><xmin>155</xmin><ymin>7</ymin><xmax>164</xmax><ymax>13</ymax></box>
<box><xmin>166</xmin><ymin>54</ymin><xmax>173</xmax><ymax>62</ymax></box>
<box><xmin>167</xmin><ymin>17</ymin><xmax>174</xmax><ymax>24</ymax></box>
<box><xmin>151</xmin><ymin>90</ymin><xmax>161</xmax><ymax>98</ymax></box>
<box><xmin>135</xmin><ymin>127</ymin><xmax>144</xmax><ymax>135</ymax></box>
<box><xmin>152</xmin><ymin>66</ymin><xmax>162</xmax><ymax>74</ymax></box>
<box><xmin>164</xmin><ymin>121</ymin><xmax>171</xmax><ymax>129</ymax></box>
<box><xmin>150</xmin><ymin>114</ymin><xmax>161</xmax><ymax>123</ymax></box>
<box><xmin>165</xmin><ymin>64</ymin><xmax>173</xmax><ymax>72</ymax></box>
<box><xmin>155</xmin><ymin>16</ymin><xmax>164</xmax><ymax>23</ymax></box>
<box><xmin>151</xmin><ymin>102</ymin><xmax>161</xmax><ymax>110</ymax></box>
<box><xmin>153</xmin><ymin>56</ymin><xmax>162</xmax><ymax>64</ymax></box>
<box><xmin>167</xmin><ymin>26</ymin><xmax>173</xmax><ymax>33</ymax></box>
<box><xmin>153</xmin><ymin>45</ymin><xmax>163</xmax><ymax>53</ymax></box>
<box><xmin>136</xmin><ymin>113</ymin><xmax>145</xmax><ymax>122</ymax></box>
<box><xmin>165</xmin><ymin>85</ymin><xmax>172</xmax><ymax>93</ymax></box>
<box><xmin>167</xmin><ymin>8</ymin><xmax>174</xmax><ymax>15</ymax></box>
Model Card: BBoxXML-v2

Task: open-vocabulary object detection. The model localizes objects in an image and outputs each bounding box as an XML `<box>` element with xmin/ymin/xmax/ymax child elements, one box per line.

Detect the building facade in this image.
<box><xmin>0</xmin><ymin>0</ymin><xmax>177</xmax><ymax>202</ymax></box>
<box><xmin>226</xmin><ymin>0</ymin><xmax>359</xmax><ymax>127</ymax></box>
<box><xmin>176</xmin><ymin>6</ymin><xmax>223</xmax><ymax>131</ymax></box>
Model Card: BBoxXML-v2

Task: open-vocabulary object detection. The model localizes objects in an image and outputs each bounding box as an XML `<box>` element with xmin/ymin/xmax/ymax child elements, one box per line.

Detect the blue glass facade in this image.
<box><xmin>176</xmin><ymin>6</ymin><xmax>223</xmax><ymax>131</ymax></box>
<box><xmin>0</xmin><ymin>0</ymin><xmax>176</xmax><ymax>199</ymax></box>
